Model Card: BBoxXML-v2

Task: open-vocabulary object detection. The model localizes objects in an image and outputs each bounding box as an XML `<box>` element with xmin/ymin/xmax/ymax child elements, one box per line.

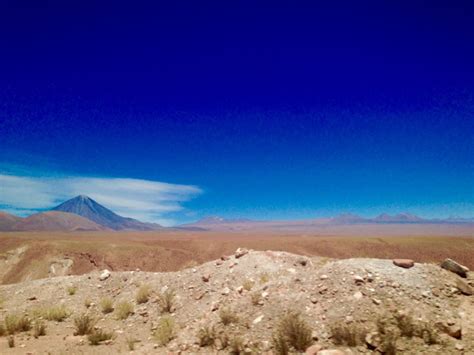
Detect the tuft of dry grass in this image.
<box><xmin>33</xmin><ymin>320</ymin><xmax>46</xmax><ymax>338</ymax></box>
<box><xmin>67</xmin><ymin>286</ymin><xmax>77</xmax><ymax>295</ymax></box>
<box><xmin>242</xmin><ymin>279</ymin><xmax>254</xmax><ymax>291</ymax></box>
<box><xmin>88</xmin><ymin>329</ymin><xmax>113</xmax><ymax>345</ymax></box>
<box><xmin>219</xmin><ymin>307</ymin><xmax>239</xmax><ymax>325</ymax></box>
<box><xmin>330</xmin><ymin>323</ymin><xmax>366</xmax><ymax>346</ymax></box>
<box><xmin>126</xmin><ymin>337</ymin><xmax>139</xmax><ymax>351</ymax></box>
<box><xmin>36</xmin><ymin>305</ymin><xmax>70</xmax><ymax>322</ymax></box>
<box><xmin>100</xmin><ymin>297</ymin><xmax>114</xmax><ymax>314</ymax></box>
<box><xmin>136</xmin><ymin>284</ymin><xmax>151</xmax><ymax>304</ymax></box>
<box><xmin>8</xmin><ymin>335</ymin><xmax>15</xmax><ymax>348</ymax></box>
<box><xmin>229</xmin><ymin>336</ymin><xmax>245</xmax><ymax>354</ymax></box>
<box><xmin>115</xmin><ymin>301</ymin><xmax>134</xmax><ymax>320</ymax></box>
<box><xmin>259</xmin><ymin>272</ymin><xmax>270</xmax><ymax>284</ymax></box>
<box><xmin>0</xmin><ymin>323</ymin><xmax>5</xmax><ymax>336</ymax></box>
<box><xmin>273</xmin><ymin>311</ymin><xmax>312</xmax><ymax>352</ymax></box>
<box><xmin>250</xmin><ymin>291</ymin><xmax>262</xmax><ymax>306</ymax></box>
<box><xmin>74</xmin><ymin>313</ymin><xmax>96</xmax><ymax>335</ymax></box>
<box><xmin>154</xmin><ymin>316</ymin><xmax>175</xmax><ymax>346</ymax></box>
<box><xmin>197</xmin><ymin>325</ymin><xmax>217</xmax><ymax>347</ymax></box>
<box><xmin>157</xmin><ymin>288</ymin><xmax>176</xmax><ymax>313</ymax></box>
<box><xmin>84</xmin><ymin>298</ymin><xmax>92</xmax><ymax>309</ymax></box>
<box><xmin>4</xmin><ymin>314</ymin><xmax>32</xmax><ymax>334</ymax></box>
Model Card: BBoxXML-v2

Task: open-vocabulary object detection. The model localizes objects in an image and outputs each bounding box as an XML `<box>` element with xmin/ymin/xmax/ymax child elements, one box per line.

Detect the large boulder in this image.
<box><xmin>456</xmin><ymin>278</ymin><xmax>473</xmax><ymax>296</ymax></box>
<box><xmin>441</xmin><ymin>258</ymin><xmax>469</xmax><ymax>278</ymax></box>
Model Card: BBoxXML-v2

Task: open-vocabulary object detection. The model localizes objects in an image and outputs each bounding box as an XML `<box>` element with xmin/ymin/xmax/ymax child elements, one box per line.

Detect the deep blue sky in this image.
<box><xmin>0</xmin><ymin>1</ymin><xmax>473</xmax><ymax>223</ymax></box>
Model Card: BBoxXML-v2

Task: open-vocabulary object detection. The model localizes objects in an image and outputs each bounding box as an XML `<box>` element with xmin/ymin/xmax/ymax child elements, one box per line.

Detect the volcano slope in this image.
<box><xmin>0</xmin><ymin>249</ymin><xmax>473</xmax><ymax>354</ymax></box>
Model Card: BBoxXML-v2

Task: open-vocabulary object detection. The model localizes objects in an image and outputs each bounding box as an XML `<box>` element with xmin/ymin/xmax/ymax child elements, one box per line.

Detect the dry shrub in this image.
<box><xmin>260</xmin><ymin>272</ymin><xmax>270</xmax><ymax>284</ymax></box>
<box><xmin>8</xmin><ymin>335</ymin><xmax>14</xmax><ymax>348</ymax></box>
<box><xmin>273</xmin><ymin>311</ymin><xmax>312</xmax><ymax>352</ymax></box>
<box><xmin>242</xmin><ymin>279</ymin><xmax>254</xmax><ymax>291</ymax></box>
<box><xmin>126</xmin><ymin>337</ymin><xmax>139</xmax><ymax>351</ymax></box>
<box><xmin>84</xmin><ymin>298</ymin><xmax>92</xmax><ymax>308</ymax></box>
<box><xmin>0</xmin><ymin>323</ymin><xmax>5</xmax><ymax>336</ymax></box>
<box><xmin>35</xmin><ymin>305</ymin><xmax>70</xmax><ymax>322</ymax></box>
<box><xmin>115</xmin><ymin>301</ymin><xmax>134</xmax><ymax>320</ymax></box>
<box><xmin>154</xmin><ymin>316</ymin><xmax>175</xmax><ymax>346</ymax></box>
<box><xmin>136</xmin><ymin>284</ymin><xmax>151</xmax><ymax>304</ymax></box>
<box><xmin>197</xmin><ymin>325</ymin><xmax>216</xmax><ymax>347</ymax></box>
<box><xmin>74</xmin><ymin>313</ymin><xmax>96</xmax><ymax>335</ymax></box>
<box><xmin>88</xmin><ymin>329</ymin><xmax>113</xmax><ymax>345</ymax></box>
<box><xmin>229</xmin><ymin>336</ymin><xmax>245</xmax><ymax>354</ymax></box>
<box><xmin>250</xmin><ymin>292</ymin><xmax>262</xmax><ymax>306</ymax></box>
<box><xmin>67</xmin><ymin>286</ymin><xmax>77</xmax><ymax>295</ymax></box>
<box><xmin>219</xmin><ymin>307</ymin><xmax>239</xmax><ymax>325</ymax></box>
<box><xmin>330</xmin><ymin>322</ymin><xmax>366</xmax><ymax>346</ymax></box>
<box><xmin>33</xmin><ymin>320</ymin><xmax>46</xmax><ymax>338</ymax></box>
<box><xmin>157</xmin><ymin>288</ymin><xmax>176</xmax><ymax>313</ymax></box>
<box><xmin>5</xmin><ymin>314</ymin><xmax>32</xmax><ymax>334</ymax></box>
<box><xmin>100</xmin><ymin>297</ymin><xmax>114</xmax><ymax>314</ymax></box>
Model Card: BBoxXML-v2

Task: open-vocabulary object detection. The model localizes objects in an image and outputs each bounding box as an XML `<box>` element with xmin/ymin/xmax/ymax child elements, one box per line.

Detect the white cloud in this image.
<box><xmin>0</xmin><ymin>173</ymin><xmax>202</xmax><ymax>226</ymax></box>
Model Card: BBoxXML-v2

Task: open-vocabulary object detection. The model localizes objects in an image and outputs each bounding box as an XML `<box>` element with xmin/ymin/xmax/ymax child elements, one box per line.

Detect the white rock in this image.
<box><xmin>99</xmin><ymin>269</ymin><xmax>111</xmax><ymax>281</ymax></box>
<box><xmin>253</xmin><ymin>315</ymin><xmax>264</xmax><ymax>324</ymax></box>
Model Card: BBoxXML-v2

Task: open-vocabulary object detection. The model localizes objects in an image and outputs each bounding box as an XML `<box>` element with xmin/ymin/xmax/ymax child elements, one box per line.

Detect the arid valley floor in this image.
<box><xmin>0</xmin><ymin>226</ymin><xmax>473</xmax><ymax>354</ymax></box>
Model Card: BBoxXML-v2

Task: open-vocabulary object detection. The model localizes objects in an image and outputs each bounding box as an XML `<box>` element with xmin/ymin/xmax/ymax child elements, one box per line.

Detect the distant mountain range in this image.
<box><xmin>0</xmin><ymin>195</ymin><xmax>163</xmax><ymax>232</ymax></box>
<box><xmin>0</xmin><ymin>196</ymin><xmax>473</xmax><ymax>232</ymax></box>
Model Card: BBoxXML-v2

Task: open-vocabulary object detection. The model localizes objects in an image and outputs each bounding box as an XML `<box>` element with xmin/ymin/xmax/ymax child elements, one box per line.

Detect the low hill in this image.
<box><xmin>0</xmin><ymin>249</ymin><xmax>472</xmax><ymax>353</ymax></box>
<box><xmin>13</xmin><ymin>211</ymin><xmax>106</xmax><ymax>232</ymax></box>
<box><xmin>0</xmin><ymin>211</ymin><xmax>23</xmax><ymax>231</ymax></box>
<box><xmin>52</xmin><ymin>195</ymin><xmax>162</xmax><ymax>231</ymax></box>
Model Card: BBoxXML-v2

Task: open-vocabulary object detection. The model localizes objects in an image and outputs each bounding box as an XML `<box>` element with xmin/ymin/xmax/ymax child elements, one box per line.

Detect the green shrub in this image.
<box><xmin>154</xmin><ymin>316</ymin><xmax>175</xmax><ymax>346</ymax></box>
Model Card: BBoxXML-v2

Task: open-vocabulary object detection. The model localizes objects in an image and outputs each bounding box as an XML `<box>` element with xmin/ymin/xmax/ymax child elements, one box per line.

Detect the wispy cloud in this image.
<box><xmin>0</xmin><ymin>173</ymin><xmax>202</xmax><ymax>226</ymax></box>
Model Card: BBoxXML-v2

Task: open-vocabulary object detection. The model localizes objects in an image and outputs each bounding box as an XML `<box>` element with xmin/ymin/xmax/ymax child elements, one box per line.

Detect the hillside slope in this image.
<box><xmin>0</xmin><ymin>212</ymin><xmax>22</xmax><ymax>231</ymax></box>
<box><xmin>13</xmin><ymin>211</ymin><xmax>106</xmax><ymax>232</ymax></box>
<box><xmin>0</xmin><ymin>249</ymin><xmax>472</xmax><ymax>353</ymax></box>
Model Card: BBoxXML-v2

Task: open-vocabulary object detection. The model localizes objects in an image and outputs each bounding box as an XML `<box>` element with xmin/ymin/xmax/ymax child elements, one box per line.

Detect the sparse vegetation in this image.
<box><xmin>34</xmin><ymin>305</ymin><xmax>70</xmax><ymax>322</ymax></box>
<box><xmin>273</xmin><ymin>311</ymin><xmax>312</xmax><ymax>352</ymax></box>
<box><xmin>8</xmin><ymin>335</ymin><xmax>14</xmax><ymax>348</ymax></box>
<box><xmin>126</xmin><ymin>337</ymin><xmax>139</xmax><ymax>351</ymax></box>
<box><xmin>157</xmin><ymin>288</ymin><xmax>176</xmax><ymax>313</ymax></box>
<box><xmin>88</xmin><ymin>329</ymin><xmax>114</xmax><ymax>345</ymax></box>
<box><xmin>242</xmin><ymin>279</ymin><xmax>254</xmax><ymax>291</ymax></box>
<box><xmin>197</xmin><ymin>325</ymin><xmax>217</xmax><ymax>347</ymax></box>
<box><xmin>84</xmin><ymin>298</ymin><xmax>92</xmax><ymax>308</ymax></box>
<box><xmin>229</xmin><ymin>336</ymin><xmax>245</xmax><ymax>354</ymax></box>
<box><xmin>136</xmin><ymin>284</ymin><xmax>151</xmax><ymax>304</ymax></box>
<box><xmin>4</xmin><ymin>314</ymin><xmax>32</xmax><ymax>334</ymax></box>
<box><xmin>259</xmin><ymin>272</ymin><xmax>270</xmax><ymax>284</ymax></box>
<box><xmin>219</xmin><ymin>307</ymin><xmax>239</xmax><ymax>325</ymax></box>
<box><xmin>115</xmin><ymin>301</ymin><xmax>133</xmax><ymax>320</ymax></box>
<box><xmin>100</xmin><ymin>297</ymin><xmax>114</xmax><ymax>314</ymax></box>
<box><xmin>250</xmin><ymin>291</ymin><xmax>262</xmax><ymax>305</ymax></box>
<box><xmin>74</xmin><ymin>313</ymin><xmax>96</xmax><ymax>335</ymax></box>
<box><xmin>33</xmin><ymin>320</ymin><xmax>46</xmax><ymax>338</ymax></box>
<box><xmin>67</xmin><ymin>286</ymin><xmax>77</xmax><ymax>295</ymax></box>
<box><xmin>154</xmin><ymin>316</ymin><xmax>175</xmax><ymax>346</ymax></box>
<box><xmin>330</xmin><ymin>322</ymin><xmax>366</xmax><ymax>346</ymax></box>
<box><xmin>0</xmin><ymin>323</ymin><xmax>5</xmax><ymax>336</ymax></box>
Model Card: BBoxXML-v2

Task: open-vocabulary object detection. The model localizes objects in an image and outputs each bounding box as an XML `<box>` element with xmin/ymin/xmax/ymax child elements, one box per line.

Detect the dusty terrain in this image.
<box><xmin>0</xmin><ymin>228</ymin><xmax>474</xmax><ymax>285</ymax></box>
<box><xmin>0</xmin><ymin>248</ymin><xmax>473</xmax><ymax>354</ymax></box>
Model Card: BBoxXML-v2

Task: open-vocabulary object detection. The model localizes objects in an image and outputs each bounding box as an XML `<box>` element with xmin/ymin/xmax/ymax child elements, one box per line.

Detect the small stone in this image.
<box><xmin>221</xmin><ymin>287</ymin><xmax>230</xmax><ymax>295</ymax></box>
<box><xmin>27</xmin><ymin>296</ymin><xmax>37</xmax><ymax>301</ymax></box>
<box><xmin>456</xmin><ymin>278</ymin><xmax>473</xmax><ymax>296</ymax></box>
<box><xmin>455</xmin><ymin>343</ymin><xmax>464</xmax><ymax>351</ymax></box>
<box><xmin>215</xmin><ymin>259</ymin><xmax>223</xmax><ymax>266</ymax></box>
<box><xmin>320</xmin><ymin>275</ymin><xmax>328</xmax><ymax>280</ymax></box>
<box><xmin>393</xmin><ymin>259</ymin><xmax>415</xmax><ymax>269</ymax></box>
<box><xmin>310</xmin><ymin>297</ymin><xmax>318</xmax><ymax>304</ymax></box>
<box><xmin>353</xmin><ymin>291</ymin><xmax>363</xmax><ymax>300</ymax></box>
<box><xmin>253</xmin><ymin>315</ymin><xmax>264</xmax><ymax>324</ymax></box>
<box><xmin>353</xmin><ymin>275</ymin><xmax>364</xmax><ymax>284</ymax></box>
<box><xmin>99</xmin><ymin>269</ymin><xmax>111</xmax><ymax>281</ymax></box>
<box><xmin>201</xmin><ymin>274</ymin><xmax>210</xmax><ymax>282</ymax></box>
<box><xmin>372</xmin><ymin>298</ymin><xmax>381</xmax><ymax>305</ymax></box>
<box><xmin>237</xmin><ymin>286</ymin><xmax>244</xmax><ymax>294</ymax></box>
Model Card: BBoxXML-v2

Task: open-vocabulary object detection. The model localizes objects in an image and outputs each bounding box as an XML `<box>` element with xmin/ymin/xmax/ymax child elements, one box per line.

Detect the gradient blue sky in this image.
<box><xmin>0</xmin><ymin>1</ymin><xmax>473</xmax><ymax>224</ymax></box>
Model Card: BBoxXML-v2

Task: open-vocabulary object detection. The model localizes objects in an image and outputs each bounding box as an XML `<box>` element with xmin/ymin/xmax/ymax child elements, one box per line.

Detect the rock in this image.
<box><xmin>297</xmin><ymin>258</ymin><xmax>308</xmax><ymax>266</ymax></box>
<box><xmin>455</xmin><ymin>343</ymin><xmax>464</xmax><ymax>351</ymax></box>
<box><xmin>441</xmin><ymin>258</ymin><xmax>469</xmax><ymax>278</ymax></box>
<box><xmin>353</xmin><ymin>291</ymin><xmax>363</xmax><ymax>300</ymax></box>
<box><xmin>437</xmin><ymin>322</ymin><xmax>462</xmax><ymax>339</ymax></box>
<box><xmin>237</xmin><ymin>286</ymin><xmax>244</xmax><ymax>294</ymax></box>
<box><xmin>320</xmin><ymin>274</ymin><xmax>328</xmax><ymax>280</ymax></box>
<box><xmin>310</xmin><ymin>296</ymin><xmax>318</xmax><ymax>304</ymax></box>
<box><xmin>201</xmin><ymin>274</ymin><xmax>210</xmax><ymax>282</ymax></box>
<box><xmin>393</xmin><ymin>259</ymin><xmax>415</xmax><ymax>269</ymax></box>
<box><xmin>99</xmin><ymin>269</ymin><xmax>111</xmax><ymax>281</ymax></box>
<box><xmin>456</xmin><ymin>278</ymin><xmax>473</xmax><ymax>296</ymax></box>
<box><xmin>235</xmin><ymin>248</ymin><xmax>249</xmax><ymax>258</ymax></box>
<box><xmin>353</xmin><ymin>275</ymin><xmax>364</xmax><ymax>284</ymax></box>
<box><xmin>372</xmin><ymin>298</ymin><xmax>381</xmax><ymax>305</ymax></box>
<box><xmin>365</xmin><ymin>332</ymin><xmax>381</xmax><ymax>349</ymax></box>
<box><xmin>215</xmin><ymin>259</ymin><xmax>223</xmax><ymax>266</ymax></box>
<box><xmin>27</xmin><ymin>296</ymin><xmax>37</xmax><ymax>301</ymax></box>
<box><xmin>253</xmin><ymin>315</ymin><xmax>264</xmax><ymax>324</ymax></box>
<box><xmin>305</xmin><ymin>344</ymin><xmax>323</xmax><ymax>355</ymax></box>
<box><xmin>221</xmin><ymin>287</ymin><xmax>230</xmax><ymax>295</ymax></box>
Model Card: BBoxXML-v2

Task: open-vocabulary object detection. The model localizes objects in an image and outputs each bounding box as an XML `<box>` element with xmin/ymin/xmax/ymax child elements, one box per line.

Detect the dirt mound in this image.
<box><xmin>0</xmin><ymin>250</ymin><xmax>473</xmax><ymax>354</ymax></box>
